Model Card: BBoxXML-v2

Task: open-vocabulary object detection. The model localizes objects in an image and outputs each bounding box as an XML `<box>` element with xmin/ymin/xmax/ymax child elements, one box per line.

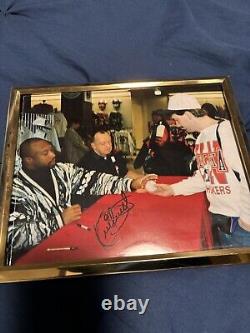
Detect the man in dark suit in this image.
<box><xmin>78</xmin><ymin>130</ymin><xmax>139</xmax><ymax>179</ymax></box>
<box><xmin>77</xmin><ymin>130</ymin><xmax>141</xmax><ymax>207</ymax></box>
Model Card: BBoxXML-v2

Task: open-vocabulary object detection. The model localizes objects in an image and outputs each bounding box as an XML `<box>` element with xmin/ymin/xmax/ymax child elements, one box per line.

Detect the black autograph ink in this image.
<box><xmin>95</xmin><ymin>192</ymin><xmax>134</xmax><ymax>247</ymax></box>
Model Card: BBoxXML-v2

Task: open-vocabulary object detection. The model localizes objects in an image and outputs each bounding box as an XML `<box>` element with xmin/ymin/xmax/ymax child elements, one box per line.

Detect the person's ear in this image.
<box><xmin>23</xmin><ymin>156</ymin><xmax>33</xmax><ymax>167</ymax></box>
<box><xmin>90</xmin><ymin>142</ymin><xmax>95</xmax><ymax>150</ymax></box>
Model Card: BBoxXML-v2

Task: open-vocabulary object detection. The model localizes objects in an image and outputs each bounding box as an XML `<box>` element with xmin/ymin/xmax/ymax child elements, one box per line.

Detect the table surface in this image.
<box><xmin>15</xmin><ymin>176</ymin><xmax>212</xmax><ymax>265</ymax></box>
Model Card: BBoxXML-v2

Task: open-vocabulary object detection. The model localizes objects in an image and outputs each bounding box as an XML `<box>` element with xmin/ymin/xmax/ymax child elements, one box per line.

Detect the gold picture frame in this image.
<box><xmin>0</xmin><ymin>76</ymin><xmax>249</xmax><ymax>283</ymax></box>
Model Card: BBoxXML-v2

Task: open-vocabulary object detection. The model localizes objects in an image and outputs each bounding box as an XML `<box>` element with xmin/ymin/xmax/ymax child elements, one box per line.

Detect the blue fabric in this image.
<box><xmin>231</xmin><ymin>224</ymin><xmax>250</xmax><ymax>247</ymax></box>
<box><xmin>1</xmin><ymin>0</ymin><xmax>250</xmax><ymax>332</ymax></box>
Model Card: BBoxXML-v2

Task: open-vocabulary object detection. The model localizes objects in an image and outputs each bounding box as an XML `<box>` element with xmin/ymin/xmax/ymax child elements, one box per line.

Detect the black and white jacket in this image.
<box><xmin>8</xmin><ymin>163</ymin><xmax>132</xmax><ymax>259</ymax></box>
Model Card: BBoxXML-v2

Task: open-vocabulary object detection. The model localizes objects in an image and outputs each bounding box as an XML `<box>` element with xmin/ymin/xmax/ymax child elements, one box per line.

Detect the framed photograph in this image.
<box><xmin>0</xmin><ymin>77</ymin><xmax>249</xmax><ymax>283</ymax></box>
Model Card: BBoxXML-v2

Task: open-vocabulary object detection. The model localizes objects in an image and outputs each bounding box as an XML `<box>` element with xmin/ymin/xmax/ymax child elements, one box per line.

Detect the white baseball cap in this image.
<box><xmin>168</xmin><ymin>93</ymin><xmax>201</xmax><ymax>111</ymax></box>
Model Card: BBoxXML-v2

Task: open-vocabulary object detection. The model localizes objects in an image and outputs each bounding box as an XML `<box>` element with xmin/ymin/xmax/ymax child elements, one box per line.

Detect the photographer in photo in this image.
<box><xmin>134</xmin><ymin>109</ymin><xmax>195</xmax><ymax>176</ymax></box>
<box><xmin>153</xmin><ymin>93</ymin><xmax>250</xmax><ymax>248</ymax></box>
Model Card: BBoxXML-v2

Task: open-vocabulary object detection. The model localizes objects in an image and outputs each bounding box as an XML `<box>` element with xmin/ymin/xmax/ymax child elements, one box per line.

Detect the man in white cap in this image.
<box><xmin>153</xmin><ymin>93</ymin><xmax>250</xmax><ymax>248</ymax></box>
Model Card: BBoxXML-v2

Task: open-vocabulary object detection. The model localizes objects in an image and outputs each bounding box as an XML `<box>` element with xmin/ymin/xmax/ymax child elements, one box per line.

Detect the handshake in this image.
<box><xmin>131</xmin><ymin>174</ymin><xmax>174</xmax><ymax>197</ymax></box>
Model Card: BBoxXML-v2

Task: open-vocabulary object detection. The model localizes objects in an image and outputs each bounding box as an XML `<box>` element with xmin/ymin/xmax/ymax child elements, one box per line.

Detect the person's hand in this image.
<box><xmin>152</xmin><ymin>184</ymin><xmax>174</xmax><ymax>197</ymax></box>
<box><xmin>62</xmin><ymin>204</ymin><xmax>82</xmax><ymax>224</ymax></box>
<box><xmin>131</xmin><ymin>174</ymin><xmax>158</xmax><ymax>191</ymax></box>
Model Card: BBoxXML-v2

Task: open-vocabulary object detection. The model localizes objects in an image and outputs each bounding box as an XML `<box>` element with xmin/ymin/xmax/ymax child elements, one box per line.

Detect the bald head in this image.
<box><xmin>91</xmin><ymin>131</ymin><xmax>112</xmax><ymax>157</ymax></box>
<box><xmin>20</xmin><ymin>138</ymin><xmax>56</xmax><ymax>170</ymax></box>
<box><xmin>19</xmin><ymin>138</ymin><xmax>48</xmax><ymax>159</ymax></box>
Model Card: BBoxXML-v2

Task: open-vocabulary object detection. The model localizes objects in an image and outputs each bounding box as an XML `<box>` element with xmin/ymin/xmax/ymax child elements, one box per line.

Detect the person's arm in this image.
<box><xmin>7</xmin><ymin>204</ymin><xmax>83</xmax><ymax>260</ymax></box>
<box><xmin>171</xmin><ymin>170</ymin><xmax>206</xmax><ymax>195</ymax></box>
<box><xmin>62</xmin><ymin>205</ymin><xmax>82</xmax><ymax>224</ymax></box>
<box><xmin>153</xmin><ymin>170</ymin><xmax>206</xmax><ymax>197</ymax></box>
<box><xmin>7</xmin><ymin>189</ymin><xmax>62</xmax><ymax>255</ymax></box>
<box><xmin>66</xmin><ymin>163</ymin><xmax>132</xmax><ymax>195</ymax></box>
<box><xmin>8</xmin><ymin>197</ymin><xmax>82</xmax><ymax>259</ymax></box>
<box><xmin>90</xmin><ymin>172</ymin><xmax>133</xmax><ymax>195</ymax></box>
<box><xmin>219</xmin><ymin>121</ymin><xmax>250</xmax><ymax>224</ymax></box>
<box><xmin>8</xmin><ymin>210</ymin><xmax>37</xmax><ymax>254</ymax></box>
<box><xmin>65</xmin><ymin>163</ymin><xmax>157</xmax><ymax>196</ymax></box>
<box><xmin>126</xmin><ymin>169</ymin><xmax>143</xmax><ymax>179</ymax></box>
<box><xmin>219</xmin><ymin>121</ymin><xmax>246</xmax><ymax>180</ymax></box>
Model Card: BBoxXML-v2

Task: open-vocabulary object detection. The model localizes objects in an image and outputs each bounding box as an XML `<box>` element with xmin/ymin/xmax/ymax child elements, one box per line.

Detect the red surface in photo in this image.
<box><xmin>15</xmin><ymin>177</ymin><xmax>212</xmax><ymax>265</ymax></box>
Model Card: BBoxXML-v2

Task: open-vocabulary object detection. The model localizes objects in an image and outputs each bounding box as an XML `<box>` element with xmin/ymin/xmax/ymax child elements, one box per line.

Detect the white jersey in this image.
<box><xmin>172</xmin><ymin>120</ymin><xmax>250</xmax><ymax>225</ymax></box>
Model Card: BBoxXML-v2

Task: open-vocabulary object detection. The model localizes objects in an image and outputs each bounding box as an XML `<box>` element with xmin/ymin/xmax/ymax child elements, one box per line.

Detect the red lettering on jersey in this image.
<box><xmin>195</xmin><ymin>141</ymin><xmax>229</xmax><ymax>185</ymax></box>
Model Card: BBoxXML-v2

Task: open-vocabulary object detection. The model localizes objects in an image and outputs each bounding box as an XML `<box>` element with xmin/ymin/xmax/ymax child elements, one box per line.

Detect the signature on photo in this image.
<box><xmin>95</xmin><ymin>192</ymin><xmax>135</xmax><ymax>247</ymax></box>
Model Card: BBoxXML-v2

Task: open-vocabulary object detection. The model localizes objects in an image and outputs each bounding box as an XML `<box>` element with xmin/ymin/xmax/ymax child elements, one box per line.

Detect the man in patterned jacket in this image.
<box><xmin>7</xmin><ymin>138</ymin><xmax>156</xmax><ymax>262</ymax></box>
